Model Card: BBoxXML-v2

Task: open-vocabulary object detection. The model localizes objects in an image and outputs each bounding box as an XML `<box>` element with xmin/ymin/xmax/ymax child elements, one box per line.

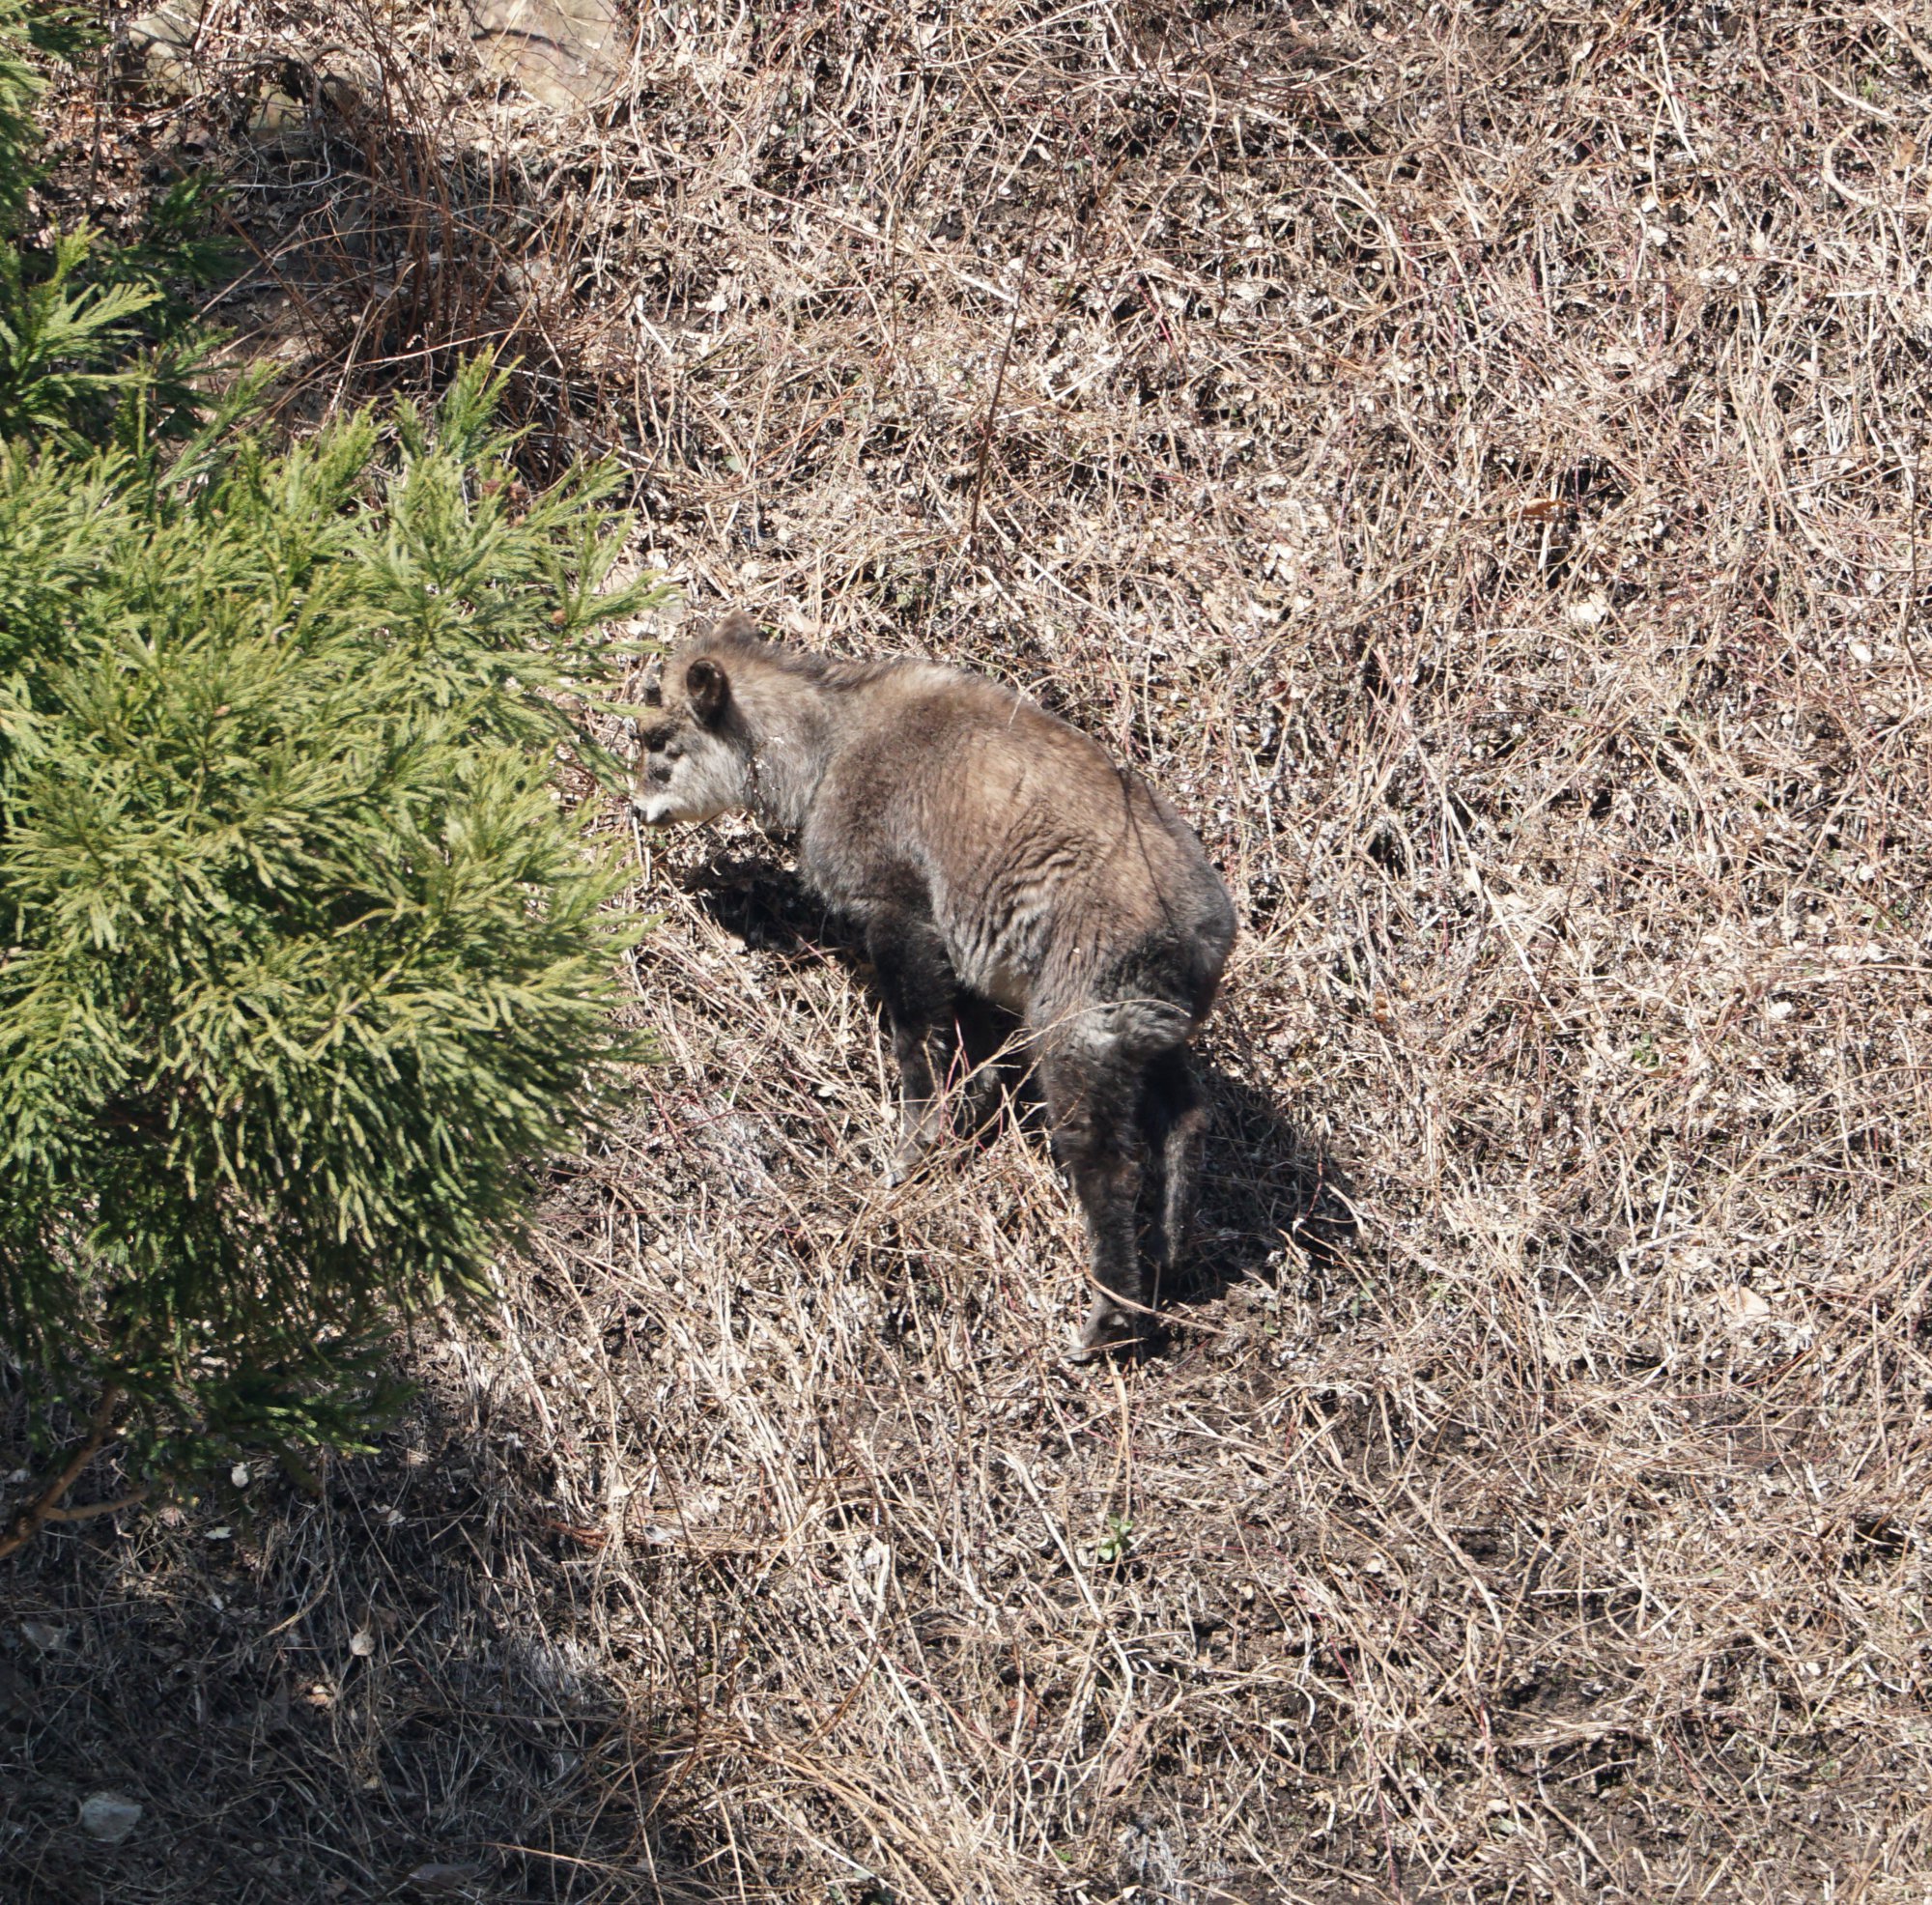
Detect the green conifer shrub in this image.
<box><xmin>0</xmin><ymin>2</ymin><xmax>659</xmax><ymax>1539</ymax></box>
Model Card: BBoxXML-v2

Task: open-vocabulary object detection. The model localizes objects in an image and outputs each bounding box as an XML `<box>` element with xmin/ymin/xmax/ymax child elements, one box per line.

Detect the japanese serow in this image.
<box><xmin>634</xmin><ymin>613</ymin><xmax>1236</xmax><ymax>1356</ymax></box>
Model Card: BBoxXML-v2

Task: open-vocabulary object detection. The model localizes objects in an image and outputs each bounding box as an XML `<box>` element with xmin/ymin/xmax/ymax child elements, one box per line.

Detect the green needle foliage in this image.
<box><xmin>0</xmin><ymin>3</ymin><xmax>661</xmax><ymax>1495</ymax></box>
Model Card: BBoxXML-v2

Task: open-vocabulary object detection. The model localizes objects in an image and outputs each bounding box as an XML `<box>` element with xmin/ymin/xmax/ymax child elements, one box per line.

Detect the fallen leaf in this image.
<box><xmin>406</xmin><ymin>1862</ymin><xmax>485</xmax><ymax>1895</ymax></box>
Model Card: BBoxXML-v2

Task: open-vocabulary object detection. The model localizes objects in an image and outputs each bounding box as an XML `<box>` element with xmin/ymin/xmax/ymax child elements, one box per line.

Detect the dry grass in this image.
<box><xmin>7</xmin><ymin>1</ymin><xmax>1932</xmax><ymax>1899</ymax></box>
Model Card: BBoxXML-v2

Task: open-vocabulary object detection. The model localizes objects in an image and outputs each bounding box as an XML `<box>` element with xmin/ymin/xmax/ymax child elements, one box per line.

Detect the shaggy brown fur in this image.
<box><xmin>635</xmin><ymin>613</ymin><xmax>1236</xmax><ymax>1354</ymax></box>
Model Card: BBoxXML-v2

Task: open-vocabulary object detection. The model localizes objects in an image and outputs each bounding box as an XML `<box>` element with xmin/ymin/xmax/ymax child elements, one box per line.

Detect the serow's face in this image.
<box><xmin>632</xmin><ymin>656</ymin><xmax>747</xmax><ymax>826</ymax></box>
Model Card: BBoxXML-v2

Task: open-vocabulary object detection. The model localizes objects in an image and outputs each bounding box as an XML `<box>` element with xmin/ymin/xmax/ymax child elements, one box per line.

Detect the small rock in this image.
<box><xmin>19</xmin><ymin>1619</ymin><xmax>65</xmax><ymax>1652</ymax></box>
<box><xmin>127</xmin><ymin>0</ymin><xmax>202</xmax><ymax>48</ymax></box>
<box><xmin>469</xmin><ymin>0</ymin><xmax>629</xmax><ymax>109</ymax></box>
<box><xmin>123</xmin><ymin>1</ymin><xmax>206</xmax><ymax>100</ymax></box>
<box><xmin>244</xmin><ymin>90</ymin><xmax>309</xmax><ymax>144</ymax></box>
<box><xmin>79</xmin><ymin>1792</ymin><xmax>143</xmax><ymax>1844</ymax></box>
<box><xmin>349</xmin><ymin>1628</ymin><xmax>376</xmax><ymax>1657</ymax></box>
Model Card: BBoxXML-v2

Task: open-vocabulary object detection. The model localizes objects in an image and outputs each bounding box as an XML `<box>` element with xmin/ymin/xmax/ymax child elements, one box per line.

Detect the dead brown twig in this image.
<box><xmin>0</xmin><ymin>1387</ymin><xmax>144</xmax><ymax>1564</ymax></box>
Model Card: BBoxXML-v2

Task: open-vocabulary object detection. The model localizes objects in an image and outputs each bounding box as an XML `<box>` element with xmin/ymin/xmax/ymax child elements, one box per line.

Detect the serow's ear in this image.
<box><xmin>686</xmin><ymin>656</ymin><xmax>730</xmax><ymax>725</ymax></box>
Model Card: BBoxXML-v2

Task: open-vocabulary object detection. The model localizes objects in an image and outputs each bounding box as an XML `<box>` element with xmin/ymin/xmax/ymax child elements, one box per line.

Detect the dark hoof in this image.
<box><xmin>1073</xmin><ymin>1304</ymin><xmax>1152</xmax><ymax>1362</ymax></box>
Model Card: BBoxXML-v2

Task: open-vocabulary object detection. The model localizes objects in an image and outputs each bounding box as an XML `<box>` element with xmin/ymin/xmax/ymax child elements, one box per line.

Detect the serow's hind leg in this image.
<box><xmin>867</xmin><ymin>910</ymin><xmax>960</xmax><ymax>1181</ymax></box>
<box><xmin>1139</xmin><ymin>1045</ymin><xmax>1208</xmax><ymax>1286</ymax></box>
<box><xmin>1041</xmin><ymin>1047</ymin><xmax>1151</xmax><ymax>1357</ymax></box>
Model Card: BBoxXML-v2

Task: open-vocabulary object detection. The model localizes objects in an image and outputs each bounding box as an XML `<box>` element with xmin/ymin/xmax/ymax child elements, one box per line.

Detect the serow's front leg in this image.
<box><xmin>867</xmin><ymin>911</ymin><xmax>961</xmax><ymax>1182</ymax></box>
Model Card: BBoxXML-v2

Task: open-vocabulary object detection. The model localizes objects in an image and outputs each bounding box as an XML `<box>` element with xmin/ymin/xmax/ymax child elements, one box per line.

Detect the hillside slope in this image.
<box><xmin>6</xmin><ymin>4</ymin><xmax>1932</xmax><ymax>1900</ymax></box>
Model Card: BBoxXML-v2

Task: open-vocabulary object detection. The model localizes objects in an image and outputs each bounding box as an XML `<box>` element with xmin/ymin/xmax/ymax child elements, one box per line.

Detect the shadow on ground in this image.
<box><xmin>676</xmin><ymin>846</ymin><xmax>1359</xmax><ymax>1343</ymax></box>
<box><xmin>0</xmin><ymin>1367</ymin><xmax>719</xmax><ymax>1905</ymax></box>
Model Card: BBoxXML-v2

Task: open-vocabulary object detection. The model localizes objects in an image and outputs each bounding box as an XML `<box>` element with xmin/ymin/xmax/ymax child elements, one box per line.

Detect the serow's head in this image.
<box><xmin>632</xmin><ymin>648</ymin><xmax>750</xmax><ymax>826</ymax></box>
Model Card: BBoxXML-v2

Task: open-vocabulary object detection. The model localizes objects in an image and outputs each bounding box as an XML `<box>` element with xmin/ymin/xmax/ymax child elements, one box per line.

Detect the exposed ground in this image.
<box><xmin>6</xmin><ymin>1</ymin><xmax>1932</xmax><ymax>1899</ymax></box>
